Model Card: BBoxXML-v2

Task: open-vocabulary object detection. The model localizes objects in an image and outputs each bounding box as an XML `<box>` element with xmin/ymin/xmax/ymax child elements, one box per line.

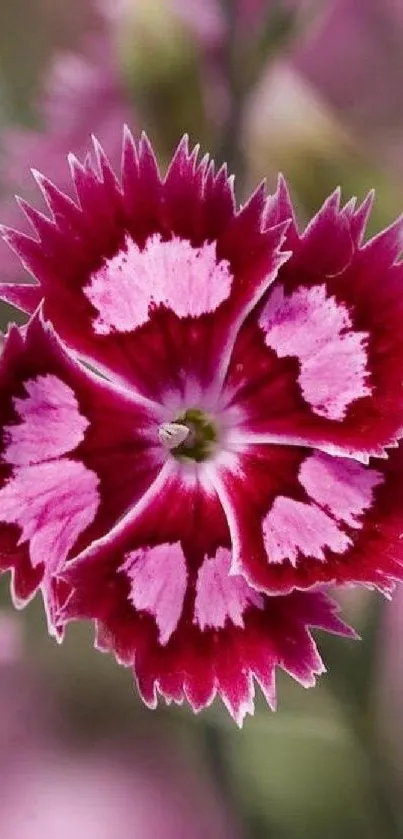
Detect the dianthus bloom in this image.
<box><xmin>1</xmin><ymin>132</ymin><xmax>403</xmax><ymax>723</ymax></box>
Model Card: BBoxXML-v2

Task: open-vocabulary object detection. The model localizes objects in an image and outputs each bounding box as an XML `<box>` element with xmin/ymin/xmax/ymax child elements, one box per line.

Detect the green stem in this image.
<box><xmin>203</xmin><ymin>722</ymin><xmax>283</xmax><ymax>839</ymax></box>
<box><xmin>326</xmin><ymin>595</ymin><xmax>403</xmax><ymax>837</ymax></box>
<box><xmin>350</xmin><ymin>710</ymin><xmax>403</xmax><ymax>838</ymax></box>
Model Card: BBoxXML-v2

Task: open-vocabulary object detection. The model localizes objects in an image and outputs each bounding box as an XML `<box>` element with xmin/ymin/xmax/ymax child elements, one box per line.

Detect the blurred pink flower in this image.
<box><xmin>168</xmin><ymin>0</ymin><xmax>320</xmax><ymax>141</ymax></box>
<box><xmin>293</xmin><ymin>0</ymin><xmax>403</xmax><ymax>171</ymax></box>
<box><xmin>170</xmin><ymin>0</ymin><xmax>302</xmax><ymax>45</ymax></box>
<box><xmin>170</xmin><ymin>0</ymin><xmax>224</xmax><ymax>47</ymax></box>
<box><xmin>0</xmin><ymin>5</ymin><xmax>133</xmax><ymax>282</ymax></box>
<box><xmin>0</xmin><ymin>658</ymin><xmax>235</xmax><ymax>839</ymax></box>
<box><xmin>0</xmin><ymin>742</ymin><xmax>235</xmax><ymax>839</ymax></box>
<box><xmin>0</xmin><ymin>612</ymin><xmax>22</xmax><ymax>663</ymax></box>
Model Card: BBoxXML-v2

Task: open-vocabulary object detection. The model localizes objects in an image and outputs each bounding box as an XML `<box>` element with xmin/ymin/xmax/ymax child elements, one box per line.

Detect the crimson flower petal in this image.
<box><xmin>0</xmin><ymin>131</ymin><xmax>288</xmax><ymax>403</ymax></box>
<box><xmin>213</xmin><ymin>443</ymin><xmax>403</xmax><ymax>594</ymax></box>
<box><xmin>0</xmin><ymin>313</ymin><xmax>163</xmax><ymax>622</ymax></box>
<box><xmin>58</xmin><ymin>467</ymin><xmax>353</xmax><ymax>725</ymax></box>
<box><xmin>236</xmin><ymin>178</ymin><xmax>403</xmax><ymax>459</ymax></box>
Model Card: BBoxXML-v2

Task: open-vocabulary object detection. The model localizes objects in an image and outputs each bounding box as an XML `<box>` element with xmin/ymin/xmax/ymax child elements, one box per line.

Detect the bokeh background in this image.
<box><xmin>1</xmin><ymin>1</ymin><xmax>403</xmax><ymax>837</ymax></box>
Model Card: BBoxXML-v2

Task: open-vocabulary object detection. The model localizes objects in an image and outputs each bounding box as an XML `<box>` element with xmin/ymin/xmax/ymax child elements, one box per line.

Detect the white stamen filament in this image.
<box><xmin>158</xmin><ymin>422</ymin><xmax>190</xmax><ymax>450</ymax></box>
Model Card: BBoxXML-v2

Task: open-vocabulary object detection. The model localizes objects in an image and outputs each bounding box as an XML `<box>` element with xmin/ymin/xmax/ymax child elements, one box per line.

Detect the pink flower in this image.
<box><xmin>171</xmin><ymin>0</ymin><xmax>303</xmax><ymax>46</ymax></box>
<box><xmin>0</xmin><ymin>10</ymin><xmax>132</xmax><ymax>284</ymax></box>
<box><xmin>6</xmin><ymin>130</ymin><xmax>403</xmax><ymax>723</ymax></box>
<box><xmin>293</xmin><ymin>0</ymin><xmax>403</xmax><ymax>168</ymax></box>
<box><xmin>0</xmin><ymin>732</ymin><xmax>235</xmax><ymax>839</ymax></box>
<box><xmin>0</xmin><ymin>652</ymin><xmax>236</xmax><ymax>837</ymax></box>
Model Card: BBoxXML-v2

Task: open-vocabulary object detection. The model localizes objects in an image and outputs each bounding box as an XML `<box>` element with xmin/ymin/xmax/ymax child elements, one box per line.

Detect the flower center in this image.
<box><xmin>158</xmin><ymin>409</ymin><xmax>218</xmax><ymax>462</ymax></box>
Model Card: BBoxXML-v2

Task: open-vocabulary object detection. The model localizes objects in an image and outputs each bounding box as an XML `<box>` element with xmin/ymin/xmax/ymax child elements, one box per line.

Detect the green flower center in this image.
<box><xmin>159</xmin><ymin>409</ymin><xmax>218</xmax><ymax>462</ymax></box>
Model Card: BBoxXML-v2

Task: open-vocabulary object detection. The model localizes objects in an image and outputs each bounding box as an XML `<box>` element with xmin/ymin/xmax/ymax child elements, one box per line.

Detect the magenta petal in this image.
<box><xmin>236</xmin><ymin>184</ymin><xmax>403</xmax><ymax>457</ymax></box>
<box><xmin>264</xmin><ymin>174</ymin><xmax>300</xmax><ymax>251</ymax></box>
<box><xmin>259</xmin><ymin>283</ymin><xmax>371</xmax><ymax>423</ymax></box>
<box><xmin>0</xmin><ymin>460</ymin><xmax>99</xmax><ymax>573</ymax></box>
<box><xmin>121</xmin><ymin>129</ymin><xmax>162</xmax><ymax>245</ymax></box>
<box><xmin>31</xmin><ymin>168</ymin><xmax>81</xmax><ymax>217</ymax></box>
<box><xmin>61</xmin><ymin>545</ymin><xmax>354</xmax><ymax>724</ymax></box>
<box><xmin>0</xmin><ymin>131</ymin><xmax>288</xmax><ymax>399</ymax></box>
<box><xmin>162</xmin><ymin>136</ymin><xmax>204</xmax><ymax>239</ymax></box>
<box><xmin>0</xmin><ymin>227</ymin><xmax>52</xmax><ymax>287</ymax></box>
<box><xmin>203</xmin><ymin>161</ymin><xmax>236</xmax><ymax>238</ymax></box>
<box><xmin>0</xmin><ymin>312</ymin><xmax>163</xmax><ymax>616</ymax></box>
<box><xmin>194</xmin><ymin>549</ymin><xmax>263</xmax><ymax>631</ymax></box>
<box><xmin>56</xmin><ymin>447</ymin><xmax>355</xmax><ymax>724</ymax></box>
<box><xmin>123</xmin><ymin>543</ymin><xmax>188</xmax><ymax>646</ymax></box>
<box><xmin>296</xmin><ymin>189</ymin><xmax>354</xmax><ymax>277</ymax></box>
<box><xmin>213</xmin><ymin>443</ymin><xmax>403</xmax><ymax>594</ymax></box>
<box><xmin>0</xmin><ymin>282</ymin><xmax>41</xmax><ymax>314</ymax></box>
<box><xmin>61</xmin><ymin>462</ymin><xmax>230</xmax><ymax>592</ymax></box>
<box><xmin>341</xmin><ymin>191</ymin><xmax>375</xmax><ymax>246</ymax></box>
<box><xmin>0</xmin><ymin>541</ymin><xmax>42</xmax><ymax>608</ymax></box>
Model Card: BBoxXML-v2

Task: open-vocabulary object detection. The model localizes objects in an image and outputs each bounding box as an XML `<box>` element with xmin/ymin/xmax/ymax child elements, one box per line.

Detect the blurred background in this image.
<box><xmin>1</xmin><ymin>1</ymin><xmax>403</xmax><ymax>836</ymax></box>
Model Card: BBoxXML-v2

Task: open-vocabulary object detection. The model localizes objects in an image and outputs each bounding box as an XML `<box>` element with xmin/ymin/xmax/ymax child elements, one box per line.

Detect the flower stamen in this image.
<box><xmin>159</xmin><ymin>409</ymin><xmax>218</xmax><ymax>462</ymax></box>
<box><xmin>158</xmin><ymin>422</ymin><xmax>190</xmax><ymax>450</ymax></box>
